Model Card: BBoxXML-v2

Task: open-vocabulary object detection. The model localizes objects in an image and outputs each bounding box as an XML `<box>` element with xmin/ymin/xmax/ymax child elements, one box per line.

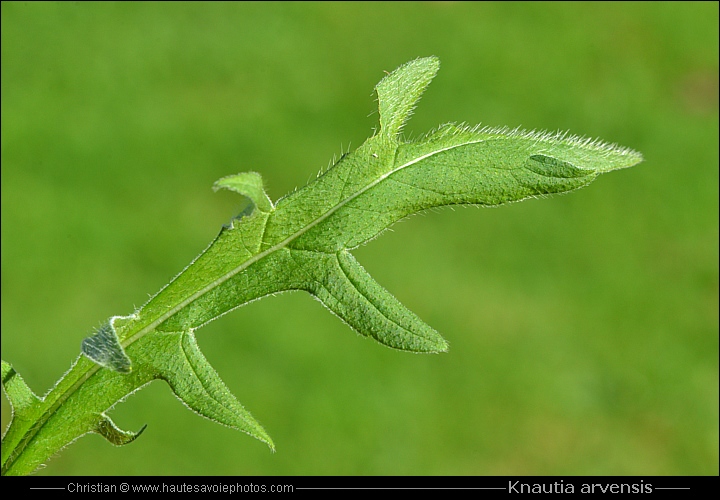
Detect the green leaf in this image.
<box><xmin>148</xmin><ymin>330</ymin><xmax>274</xmax><ymax>450</ymax></box>
<box><xmin>376</xmin><ymin>56</ymin><xmax>439</xmax><ymax>139</ymax></box>
<box><xmin>94</xmin><ymin>416</ymin><xmax>147</xmax><ymax>446</ymax></box>
<box><xmin>2</xmin><ymin>56</ymin><xmax>643</xmax><ymax>475</ymax></box>
<box><xmin>2</xmin><ymin>360</ymin><xmax>41</xmax><ymax>417</ymax></box>
<box><xmin>214</xmin><ymin>171</ymin><xmax>274</xmax><ymax>214</ymax></box>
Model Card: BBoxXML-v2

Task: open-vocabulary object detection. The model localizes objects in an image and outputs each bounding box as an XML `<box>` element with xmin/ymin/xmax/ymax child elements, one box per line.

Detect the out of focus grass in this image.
<box><xmin>2</xmin><ymin>2</ymin><xmax>717</xmax><ymax>475</ymax></box>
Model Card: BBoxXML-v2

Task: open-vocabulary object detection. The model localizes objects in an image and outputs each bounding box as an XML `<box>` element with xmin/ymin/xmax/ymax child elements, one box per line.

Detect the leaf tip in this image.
<box><xmin>264</xmin><ymin>436</ymin><xmax>276</xmax><ymax>453</ymax></box>
<box><xmin>95</xmin><ymin>415</ymin><xmax>147</xmax><ymax>446</ymax></box>
<box><xmin>376</xmin><ymin>56</ymin><xmax>441</xmax><ymax>139</ymax></box>
<box><xmin>413</xmin><ymin>334</ymin><xmax>449</xmax><ymax>354</ymax></box>
<box><xmin>437</xmin><ymin>337</ymin><xmax>450</xmax><ymax>353</ymax></box>
<box><xmin>213</xmin><ymin>171</ymin><xmax>274</xmax><ymax>214</ymax></box>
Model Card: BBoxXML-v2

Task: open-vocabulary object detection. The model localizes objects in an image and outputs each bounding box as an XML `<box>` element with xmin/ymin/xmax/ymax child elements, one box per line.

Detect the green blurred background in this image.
<box><xmin>1</xmin><ymin>2</ymin><xmax>717</xmax><ymax>476</ymax></box>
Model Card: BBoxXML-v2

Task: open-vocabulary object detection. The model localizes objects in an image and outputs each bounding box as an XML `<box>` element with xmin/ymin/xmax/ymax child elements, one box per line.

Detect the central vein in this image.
<box><xmin>125</xmin><ymin>137</ymin><xmax>485</xmax><ymax>347</ymax></box>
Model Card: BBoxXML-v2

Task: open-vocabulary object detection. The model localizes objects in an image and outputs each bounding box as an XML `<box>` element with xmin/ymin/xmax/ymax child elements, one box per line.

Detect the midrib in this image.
<box><xmin>127</xmin><ymin>138</ymin><xmax>484</xmax><ymax>344</ymax></box>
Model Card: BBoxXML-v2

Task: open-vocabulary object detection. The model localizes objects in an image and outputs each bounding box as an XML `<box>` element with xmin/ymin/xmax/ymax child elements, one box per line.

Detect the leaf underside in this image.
<box><xmin>2</xmin><ymin>57</ymin><xmax>642</xmax><ymax>475</ymax></box>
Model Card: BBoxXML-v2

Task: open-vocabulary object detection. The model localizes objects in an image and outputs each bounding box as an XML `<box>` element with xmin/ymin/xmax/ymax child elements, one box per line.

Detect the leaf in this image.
<box><xmin>94</xmin><ymin>416</ymin><xmax>147</xmax><ymax>446</ymax></box>
<box><xmin>147</xmin><ymin>330</ymin><xmax>274</xmax><ymax>449</ymax></box>
<box><xmin>81</xmin><ymin>319</ymin><xmax>132</xmax><ymax>373</ymax></box>
<box><xmin>2</xmin><ymin>360</ymin><xmax>41</xmax><ymax>417</ymax></box>
<box><xmin>376</xmin><ymin>57</ymin><xmax>439</xmax><ymax>139</ymax></box>
<box><xmin>1</xmin><ymin>361</ymin><xmax>42</xmax><ymax>471</ymax></box>
<box><xmin>214</xmin><ymin>171</ymin><xmax>274</xmax><ymax>214</ymax></box>
<box><xmin>2</xmin><ymin>57</ymin><xmax>642</xmax><ymax>475</ymax></box>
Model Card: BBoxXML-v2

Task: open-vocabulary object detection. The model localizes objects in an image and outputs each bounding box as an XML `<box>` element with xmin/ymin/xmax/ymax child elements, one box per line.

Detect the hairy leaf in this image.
<box><xmin>1</xmin><ymin>57</ymin><xmax>642</xmax><ymax>475</ymax></box>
